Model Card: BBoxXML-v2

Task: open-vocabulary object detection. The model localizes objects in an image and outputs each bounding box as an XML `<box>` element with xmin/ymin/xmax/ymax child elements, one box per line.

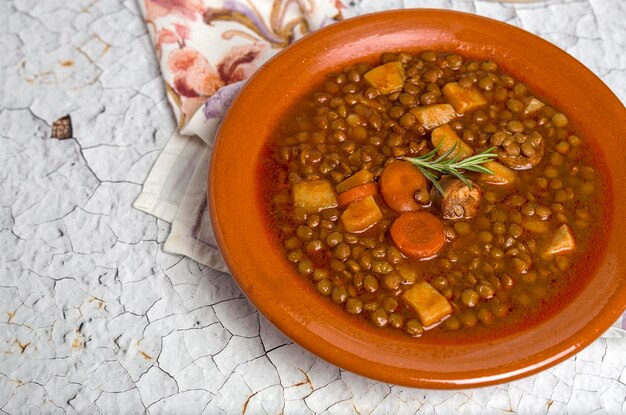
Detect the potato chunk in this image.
<box><xmin>430</xmin><ymin>124</ymin><xmax>474</xmax><ymax>161</ymax></box>
<box><xmin>403</xmin><ymin>281</ymin><xmax>452</xmax><ymax>327</ymax></box>
<box><xmin>442</xmin><ymin>82</ymin><xmax>488</xmax><ymax>113</ymax></box>
<box><xmin>336</xmin><ymin>169</ymin><xmax>374</xmax><ymax>193</ymax></box>
<box><xmin>524</xmin><ymin>97</ymin><xmax>545</xmax><ymax>115</ymax></box>
<box><xmin>546</xmin><ymin>224</ymin><xmax>576</xmax><ymax>254</ymax></box>
<box><xmin>292</xmin><ymin>179</ymin><xmax>337</xmax><ymax>213</ymax></box>
<box><xmin>363</xmin><ymin>62</ymin><xmax>406</xmax><ymax>95</ymax></box>
<box><xmin>410</xmin><ymin>104</ymin><xmax>456</xmax><ymax>130</ymax></box>
<box><xmin>341</xmin><ymin>195</ymin><xmax>382</xmax><ymax>233</ymax></box>
<box><xmin>521</xmin><ymin>218</ymin><xmax>548</xmax><ymax>233</ymax></box>
<box><xmin>477</xmin><ymin>161</ymin><xmax>516</xmax><ymax>185</ymax></box>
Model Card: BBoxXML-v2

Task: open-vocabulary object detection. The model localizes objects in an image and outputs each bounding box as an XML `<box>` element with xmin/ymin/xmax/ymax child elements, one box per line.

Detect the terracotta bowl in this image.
<box><xmin>209</xmin><ymin>10</ymin><xmax>626</xmax><ymax>388</ymax></box>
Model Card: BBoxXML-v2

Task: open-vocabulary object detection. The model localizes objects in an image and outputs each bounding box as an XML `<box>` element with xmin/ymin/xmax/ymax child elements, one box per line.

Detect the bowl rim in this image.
<box><xmin>209</xmin><ymin>8</ymin><xmax>626</xmax><ymax>388</ymax></box>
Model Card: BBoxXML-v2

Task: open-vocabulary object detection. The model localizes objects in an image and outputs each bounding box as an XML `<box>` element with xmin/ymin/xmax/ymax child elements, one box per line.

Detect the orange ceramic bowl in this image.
<box><xmin>209</xmin><ymin>10</ymin><xmax>626</xmax><ymax>388</ymax></box>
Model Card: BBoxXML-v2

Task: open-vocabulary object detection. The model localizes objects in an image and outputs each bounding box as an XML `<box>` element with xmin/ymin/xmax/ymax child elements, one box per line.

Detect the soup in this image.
<box><xmin>259</xmin><ymin>51</ymin><xmax>609</xmax><ymax>340</ymax></box>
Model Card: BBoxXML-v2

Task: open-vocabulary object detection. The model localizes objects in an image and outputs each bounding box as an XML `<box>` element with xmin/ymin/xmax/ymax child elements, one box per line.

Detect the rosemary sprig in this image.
<box><xmin>400</xmin><ymin>142</ymin><xmax>498</xmax><ymax>195</ymax></box>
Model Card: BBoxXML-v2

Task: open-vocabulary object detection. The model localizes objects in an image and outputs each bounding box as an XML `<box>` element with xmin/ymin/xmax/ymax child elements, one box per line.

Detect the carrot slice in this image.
<box><xmin>336</xmin><ymin>169</ymin><xmax>374</xmax><ymax>193</ymax></box>
<box><xmin>337</xmin><ymin>183</ymin><xmax>377</xmax><ymax>208</ymax></box>
<box><xmin>379</xmin><ymin>161</ymin><xmax>426</xmax><ymax>213</ymax></box>
<box><xmin>390</xmin><ymin>212</ymin><xmax>445</xmax><ymax>259</ymax></box>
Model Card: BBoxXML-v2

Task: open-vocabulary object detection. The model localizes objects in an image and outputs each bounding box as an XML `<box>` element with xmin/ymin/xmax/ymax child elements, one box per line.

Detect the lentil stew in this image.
<box><xmin>259</xmin><ymin>51</ymin><xmax>610</xmax><ymax>341</ymax></box>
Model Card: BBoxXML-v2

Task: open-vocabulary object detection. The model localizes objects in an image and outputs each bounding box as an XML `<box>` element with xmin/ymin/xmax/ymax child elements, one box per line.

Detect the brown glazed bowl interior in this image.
<box><xmin>209</xmin><ymin>10</ymin><xmax>626</xmax><ymax>388</ymax></box>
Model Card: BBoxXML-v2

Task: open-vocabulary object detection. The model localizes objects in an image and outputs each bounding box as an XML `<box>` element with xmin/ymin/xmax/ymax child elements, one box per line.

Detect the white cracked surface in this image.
<box><xmin>1</xmin><ymin>0</ymin><xmax>625</xmax><ymax>413</ymax></box>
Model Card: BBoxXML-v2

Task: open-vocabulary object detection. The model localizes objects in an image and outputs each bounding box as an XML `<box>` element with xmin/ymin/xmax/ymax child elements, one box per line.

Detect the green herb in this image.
<box><xmin>400</xmin><ymin>143</ymin><xmax>498</xmax><ymax>195</ymax></box>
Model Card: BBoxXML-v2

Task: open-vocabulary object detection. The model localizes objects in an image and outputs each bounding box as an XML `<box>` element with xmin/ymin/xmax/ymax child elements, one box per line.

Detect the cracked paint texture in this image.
<box><xmin>1</xmin><ymin>0</ymin><xmax>625</xmax><ymax>413</ymax></box>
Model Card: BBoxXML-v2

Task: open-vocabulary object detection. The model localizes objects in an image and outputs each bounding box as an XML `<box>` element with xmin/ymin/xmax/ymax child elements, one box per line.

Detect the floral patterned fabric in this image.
<box><xmin>138</xmin><ymin>0</ymin><xmax>343</xmax><ymax>141</ymax></box>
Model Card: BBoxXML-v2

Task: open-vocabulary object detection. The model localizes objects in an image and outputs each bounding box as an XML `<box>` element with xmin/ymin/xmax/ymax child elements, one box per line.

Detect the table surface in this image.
<box><xmin>1</xmin><ymin>0</ymin><xmax>625</xmax><ymax>413</ymax></box>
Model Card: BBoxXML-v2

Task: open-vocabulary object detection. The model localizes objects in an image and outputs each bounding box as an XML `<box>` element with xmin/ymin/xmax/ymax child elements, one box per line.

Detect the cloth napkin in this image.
<box><xmin>133</xmin><ymin>0</ymin><xmax>625</xmax><ymax>331</ymax></box>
